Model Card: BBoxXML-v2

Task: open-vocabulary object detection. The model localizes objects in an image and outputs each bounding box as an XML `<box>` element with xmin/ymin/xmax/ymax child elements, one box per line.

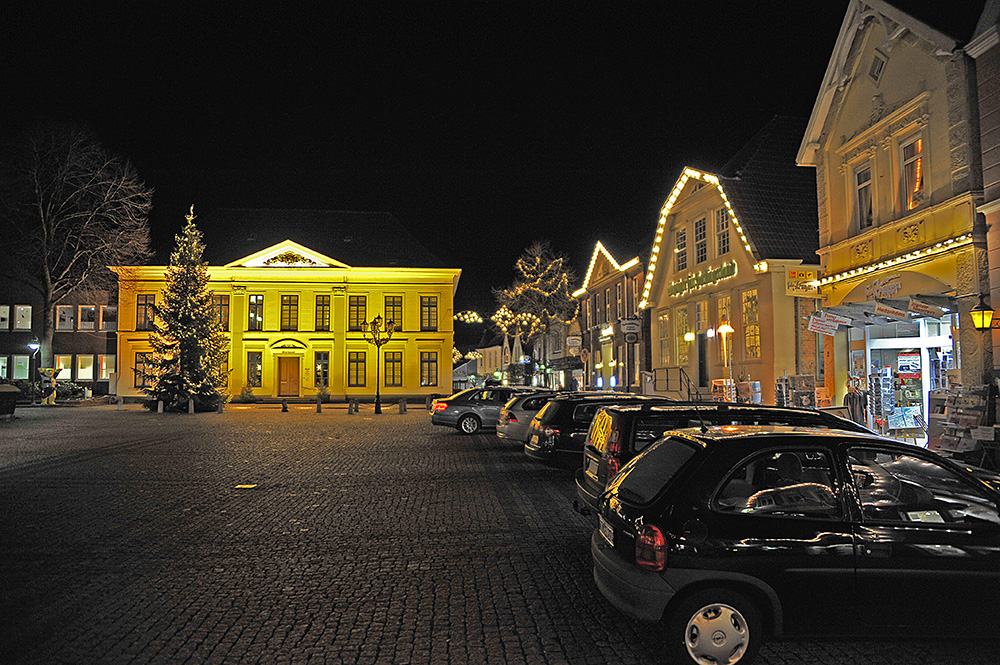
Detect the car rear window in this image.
<box><xmin>572</xmin><ymin>403</ymin><xmax>608</xmax><ymax>423</ymax></box>
<box><xmin>521</xmin><ymin>395</ymin><xmax>553</xmax><ymax>411</ymax></box>
<box><xmin>614</xmin><ymin>436</ymin><xmax>700</xmax><ymax>505</ymax></box>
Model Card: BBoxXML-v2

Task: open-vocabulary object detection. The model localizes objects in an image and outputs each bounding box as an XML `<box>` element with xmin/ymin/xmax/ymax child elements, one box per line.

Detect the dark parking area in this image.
<box><xmin>0</xmin><ymin>406</ymin><xmax>992</xmax><ymax>664</ymax></box>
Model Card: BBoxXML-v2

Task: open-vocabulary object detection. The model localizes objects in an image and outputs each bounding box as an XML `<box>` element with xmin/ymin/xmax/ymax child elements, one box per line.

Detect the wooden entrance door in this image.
<box><xmin>278</xmin><ymin>356</ymin><xmax>300</xmax><ymax>396</ymax></box>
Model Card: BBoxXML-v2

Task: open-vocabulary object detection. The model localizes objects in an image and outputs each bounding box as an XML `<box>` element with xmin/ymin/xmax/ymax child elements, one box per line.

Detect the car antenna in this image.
<box><xmin>696</xmin><ymin>404</ymin><xmax>709</xmax><ymax>434</ymax></box>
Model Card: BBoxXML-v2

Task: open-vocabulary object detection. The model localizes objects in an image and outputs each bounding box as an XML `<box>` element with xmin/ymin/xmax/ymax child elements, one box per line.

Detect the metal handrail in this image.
<box><xmin>653</xmin><ymin>366</ymin><xmax>705</xmax><ymax>401</ymax></box>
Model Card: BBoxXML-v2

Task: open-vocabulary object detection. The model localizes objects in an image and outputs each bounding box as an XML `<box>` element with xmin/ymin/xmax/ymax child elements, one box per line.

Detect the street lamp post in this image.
<box><xmin>362</xmin><ymin>314</ymin><xmax>395</xmax><ymax>414</ymax></box>
<box><xmin>717</xmin><ymin>318</ymin><xmax>735</xmax><ymax>402</ymax></box>
<box><xmin>27</xmin><ymin>338</ymin><xmax>40</xmax><ymax>405</ymax></box>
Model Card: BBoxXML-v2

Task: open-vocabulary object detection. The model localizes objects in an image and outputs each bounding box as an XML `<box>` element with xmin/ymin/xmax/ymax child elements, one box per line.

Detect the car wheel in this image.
<box><xmin>666</xmin><ymin>588</ymin><xmax>763</xmax><ymax>665</ymax></box>
<box><xmin>458</xmin><ymin>415</ymin><xmax>481</xmax><ymax>434</ymax></box>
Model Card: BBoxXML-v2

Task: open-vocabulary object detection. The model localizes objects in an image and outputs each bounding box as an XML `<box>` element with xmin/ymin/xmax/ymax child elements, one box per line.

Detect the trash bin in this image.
<box><xmin>0</xmin><ymin>384</ymin><xmax>21</xmax><ymax>418</ymax></box>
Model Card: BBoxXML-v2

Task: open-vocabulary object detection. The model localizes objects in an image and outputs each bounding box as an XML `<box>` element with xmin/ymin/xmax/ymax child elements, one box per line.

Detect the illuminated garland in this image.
<box><xmin>454</xmin><ymin>311</ymin><xmax>483</xmax><ymax>323</ymax></box>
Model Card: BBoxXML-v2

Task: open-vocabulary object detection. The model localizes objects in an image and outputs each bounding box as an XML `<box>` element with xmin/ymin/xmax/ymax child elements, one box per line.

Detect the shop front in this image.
<box><xmin>818</xmin><ymin>245</ymin><xmax>984</xmax><ymax>437</ymax></box>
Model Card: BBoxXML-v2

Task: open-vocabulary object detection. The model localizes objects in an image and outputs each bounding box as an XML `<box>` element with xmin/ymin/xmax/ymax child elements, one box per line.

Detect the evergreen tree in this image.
<box><xmin>142</xmin><ymin>207</ymin><xmax>229</xmax><ymax>411</ymax></box>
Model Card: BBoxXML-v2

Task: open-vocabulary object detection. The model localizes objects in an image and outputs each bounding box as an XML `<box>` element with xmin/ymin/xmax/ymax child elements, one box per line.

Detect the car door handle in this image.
<box><xmin>861</xmin><ymin>543</ymin><xmax>891</xmax><ymax>557</ymax></box>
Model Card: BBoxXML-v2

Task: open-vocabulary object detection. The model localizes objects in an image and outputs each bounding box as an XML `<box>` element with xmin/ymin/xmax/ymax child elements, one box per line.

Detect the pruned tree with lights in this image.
<box><xmin>0</xmin><ymin>120</ymin><xmax>153</xmax><ymax>368</ymax></box>
<box><xmin>140</xmin><ymin>207</ymin><xmax>229</xmax><ymax>412</ymax></box>
<box><xmin>492</xmin><ymin>241</ymin><xmax>579</xmax><ymax>343</ymax></box>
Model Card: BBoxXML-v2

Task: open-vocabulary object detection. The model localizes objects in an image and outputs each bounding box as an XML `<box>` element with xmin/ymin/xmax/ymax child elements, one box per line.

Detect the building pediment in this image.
<box><xmin>226</xmin><ymin>240</ymin><xmax>351</xmax><ymax>269</ymax></box>
<box><xmin>269</xmin><ymin>338</ymin><xmax>309</xmax><ymax>350</ymax></box>
<box><xmin>574</xmin><ymin>241</ymin><xmax>640</xmax><ymax>296</ymax></box>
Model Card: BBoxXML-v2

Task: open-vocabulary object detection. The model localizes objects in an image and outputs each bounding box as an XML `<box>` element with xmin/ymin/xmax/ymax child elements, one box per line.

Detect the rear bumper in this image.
<box><xmin>575</xmin><ymin>468</ymin><xmax>603</xmax><ymax>512</ymax></box>
<box><xmin>525</xmin><ymin>441</ymin><xmax>582</xmax><ymax>469</ymax></box>
<box><xmin>430</xmin><ymin>412</ymin><xmax>458</xmax><ymax>427</ymax></box>
<box><xmin>497</xmin><ymin>422</ymin><xmax>530</xmax><ymax>442</ymax></box>
<box><xmin>592</xmin><ymin>531</ymin><xmax>675</xmax><ymax>622</ymax></box>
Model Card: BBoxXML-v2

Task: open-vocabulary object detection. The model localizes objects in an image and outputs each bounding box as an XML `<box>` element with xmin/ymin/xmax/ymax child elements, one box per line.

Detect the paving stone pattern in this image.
<box><xmin>0</xmin><ymin>405</ymin><xmax>991</xmax><ymax>664</ymax></box>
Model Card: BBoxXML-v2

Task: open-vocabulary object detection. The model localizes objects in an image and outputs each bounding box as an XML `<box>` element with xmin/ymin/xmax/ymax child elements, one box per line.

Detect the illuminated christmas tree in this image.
<box><xmin>141</xmin><ymin>206</ymin><xmax>229</xmax><ymax>411</ymax></box>
<box><xmin>492</xmin><ymin>241</ymin><xmax>578</xmax><ymax>343</ymax></box>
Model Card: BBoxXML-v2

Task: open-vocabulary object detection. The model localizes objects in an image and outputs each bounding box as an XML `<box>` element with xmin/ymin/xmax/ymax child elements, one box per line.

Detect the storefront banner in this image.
<box><xmin>808</xmin><ymin>314</ymin><xmax>839</xmax><ymax>336</ymax></box>
<box><xmin>907</xmin><ymin>298</ymin><xmax>946</xmax><ymax>318</ymax></box>
<box><xmin>786</xmin><ymin>269</ymin><xmax>820</xmax><ymax>298</ymax></box>
<box><xmin>897</xmin><ymin>352</ymin><xmax>921</xmax><ymax>379</ymax></box>
<box><xmin>874</xmin><ymin>301</ymin><xmax>909</xmax><ymax>320</ymax></box>
<box><xmin>818</xmin><ymin>310</ymin><xmax>852</xmax><ymax>326</ymax></box>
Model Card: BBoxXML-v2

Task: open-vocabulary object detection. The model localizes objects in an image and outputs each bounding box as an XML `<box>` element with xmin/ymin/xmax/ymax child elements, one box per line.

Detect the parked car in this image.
<box><xmin>430</xmin><ymin>386</ymin><xmax>533</xmax><ymax>434</ymax></box>
<box><xmin>575</xmin><ymin>402</ymin><xmax>871</xmax><ymax>515</ymax></box>
<box><xmin>497</xmin><ymin>391</ymin><xmax>558</xmax><ymax>443</ymax></box>
<box><xmin>523</xmin><ymin>394</ymin><xmax>673</xmax><ymax>469</ymax></box>
<box><xmin>592</xmin><ymin>425</ymin><xmax>1000</xmax><ymax>664</ymax></box>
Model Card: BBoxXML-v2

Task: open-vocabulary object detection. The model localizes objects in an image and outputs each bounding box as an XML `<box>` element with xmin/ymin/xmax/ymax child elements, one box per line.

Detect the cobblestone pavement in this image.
<box><xmin>0</xmin><ymin>404</ymin><xmax>992</xmax><ymax>664</ymax></box>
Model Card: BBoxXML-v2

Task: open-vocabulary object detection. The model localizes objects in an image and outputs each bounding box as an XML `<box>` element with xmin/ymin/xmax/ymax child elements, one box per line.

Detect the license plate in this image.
<box><xmin>586</xmin><ymin>458</ymin><xmax>599</xmax><ymax>479</ymax></box>
<box><xmin>599</xmin><ymin>515</ymin><xmax>614</xmax><ymax>546</ymax></box>
<box><xmin>529</xmin><ymin>434</ymin><xmax>539</xmax><ymax>445</ymax></box>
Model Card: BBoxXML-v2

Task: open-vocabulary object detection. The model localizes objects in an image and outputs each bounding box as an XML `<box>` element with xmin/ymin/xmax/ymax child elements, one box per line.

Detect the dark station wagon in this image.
<box><xmin>592</xmin><ymin>426</ymin><xmax>1000</xmax><ymax>665</ymax></box>
<box><xmin>523</xmin><ymin>393</ymin><xmax>673</xmax><ymax>470</ymax></box>
<box><xmin>575</xmin><ymin>402</ymin><xmax>870</xmax><ymax>516</ymax></box>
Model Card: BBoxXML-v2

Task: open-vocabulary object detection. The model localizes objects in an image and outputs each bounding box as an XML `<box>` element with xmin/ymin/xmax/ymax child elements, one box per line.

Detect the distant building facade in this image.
<box><xmin>114</xmin><ymin>209</ymin><xmax>460</xmax><ymax>402</ymax></box>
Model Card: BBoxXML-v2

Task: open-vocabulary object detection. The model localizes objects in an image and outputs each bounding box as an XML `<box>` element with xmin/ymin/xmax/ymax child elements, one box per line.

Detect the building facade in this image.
<box><xmin>797</xmin><ymin>1</ymin><xmax>987</xmax><ymax>420</ymax></box>
<box><xmin>114</xmin><ymin>209</ymin><xmax>460</xmax><ymax>402</ymax></box>
<box><xmin>574</xmin><ymin>241</ymin><xmax>645</xmax><ymax>391</ymax></box>
<box><xmin>642</xmin><ymin>118</ymin><xmax>823</xmax><ymax>404</ymax></box>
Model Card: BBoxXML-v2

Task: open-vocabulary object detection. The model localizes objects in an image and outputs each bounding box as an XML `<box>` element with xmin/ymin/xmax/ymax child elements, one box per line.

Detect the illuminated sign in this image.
<box><xmin>668</xmin><ymin>261</ymin><xmax>737</xmax><ymax>297</ymax></box>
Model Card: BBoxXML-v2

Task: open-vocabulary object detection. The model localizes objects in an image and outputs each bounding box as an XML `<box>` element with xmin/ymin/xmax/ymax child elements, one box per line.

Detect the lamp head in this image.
<box><xmin>971</xmin><ymin>294</ymin><xmax>995</xmax><ymax>331</ymax></box>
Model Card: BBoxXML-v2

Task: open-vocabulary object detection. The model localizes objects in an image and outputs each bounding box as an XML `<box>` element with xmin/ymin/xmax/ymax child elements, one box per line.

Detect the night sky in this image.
<box><xmin>4</xmin><ymin>2</ymin><xmax>968</xmax><ymax>333</ymax></box>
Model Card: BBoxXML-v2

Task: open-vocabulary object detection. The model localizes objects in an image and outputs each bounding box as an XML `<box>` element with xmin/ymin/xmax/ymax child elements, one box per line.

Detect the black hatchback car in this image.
<box><xmin>523</xmin><ymin>394</ymin><xmax>673</xmax><ymax>470</ymax></box>
<box><xmin>575</xmin><ymin>402</ymin><xmax>870</xmax><ymax>516</ymax></box>
<box><xmin>593</xmin><ymin>426</ymin><xmax>1000</xmax><ymax>665</ymax></box>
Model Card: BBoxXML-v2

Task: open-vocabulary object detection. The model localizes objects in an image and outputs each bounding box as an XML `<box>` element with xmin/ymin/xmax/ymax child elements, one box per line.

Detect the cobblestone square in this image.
<box><xmin>0</xmin><ymin>405</ymin><xmax>991</xmax><ymax>664</ymax></box>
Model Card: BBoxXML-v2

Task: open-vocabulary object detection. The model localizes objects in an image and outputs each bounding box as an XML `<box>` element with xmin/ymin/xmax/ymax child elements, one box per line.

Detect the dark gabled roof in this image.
<box><xmin>158</xmin><ymin>208</ymin><xmax>449</xmax><ymax>268</ymax></box>
<box><xmin>717</xmin><ymin>116</ymin><xmax>819</xmax><ymax>264</ymax></box>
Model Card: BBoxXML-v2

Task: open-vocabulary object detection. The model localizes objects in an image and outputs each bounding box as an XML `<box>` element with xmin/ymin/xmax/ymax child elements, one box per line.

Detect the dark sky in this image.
<box><xmin>5</xmin><ymin>1</ymin><xmax>954</xmax><ymax>331</ymax></box>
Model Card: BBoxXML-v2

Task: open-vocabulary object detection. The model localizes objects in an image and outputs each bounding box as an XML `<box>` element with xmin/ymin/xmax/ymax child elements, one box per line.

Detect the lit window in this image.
<box><xmin>214</xmin><ymin>295</ymin><xmax>230</xmax><ymax>332</ymax></box>
<box><xmin>869</xmin><ymin>52</ymin><xmax>886</xmax><ymax>84</ymax></box>
<box><xmin>55</xmin><ymin>355</ymin><xmax>72</xmax><ymax>380</ymax></box>
<box><xmin>0</xmin><ymin>357</ymin><xmax>6</xmax><ymax>379</ymax></box>
<box><xmin>77</xmin><ymin>355</ymin><xmax>94</xmax><ymax>380</ymax></box>
<box><xmin>135</xmin><ymin>352</ymin><xmax>152</xmax><ymax>388</ymax></box>
<box><xmin>902</xmin><ymin>137</ymin><xmax>924</xmax><ymax>210</ymax></box>
<box><xmin>348</xmin><ymin>351</ymin><xmax>366</xmax><ymax>387</ymax></box>
<box><xmin>349</xmin><ymin>296</ymin><xmax>367</xmax><ymax>331</ymax></box>
<box><xmin>421</xmin><ymin>351</ymin><xmax>438</xmax><ymax>386</ymax></box>
<box><xmin>57</xmin><ymin>305</ymin><xmax>75</xmax><ymax>330</ymax></box>
<box><xmin>694</xmin><ymin>217</ymin><xmax>707</xmax><ymax>264</ymax></box>
<box><xmin>136</xmin><ymin>295</ymin><xmax>155</xmax><ymax>331</ymax></box>
<box><xmin>248</xmin><ymin>295</ymin><xmax>264</xmax><ymax>331</ymax></box>
<box><xmin>675</xmin><ymin>229</ymin><xmax>688</xmax><ymax>272</ymax></box>
<box><xmin>676</xmin><ymin>307</ymin><xmax>690</xmax><ymax>366</ymax></box>
<box><xmin>615</xmin><ymin>283</ymin><xmax>623</xmax><ymax>320</ymax></box>
<box><xmin>0</xmin><ymin>305</ymin><xmax>8</xmax><ymax>330</ymax></box>
<box><xmin>280</xmin><ymin>295</ymin><xmax>298</xmax><ymax>331</ymax></box>
<box><xmin>247</xmin><ymin>351</ymin><xmax>262</xmax><ymax>388</ymax></box>
<box><xmin>385</xmin><ymin>296</ymin><xmax>403</xmax><ymax>330</ymax></box>
<box><xmin>13</xmin><ymin>355</ymin><xmax>29</xmax><ymax>380</ymax></box>
<box><xmin>657</xmin><ymin>310</ymin><xmax>671</xmax><ymax>366</ymax></box>
<box><xmin>742</xmin><ymin>289</ymin><xmax>760</xmax><ymax>359</ymax></box>
<box><xmin>315</xmin><ymin>295</ymin><xmax>331</xmax><ymax>332</ymax></box>
<box><xmin>99</xmin><ymin>355</ymin><xmax>115</xmax><ymax>380</ymax></box>
<box><xmin>856</xmin><ymin>166</ymin><xmax>873</xmax><ymax>229</ymax></box>
<box><xmin>695</xmin><ymin>300</ymin><xmax>708</xmax><ymax>333</ymax></box>
<box><xmin>420</xmin><ymin>296</ymin><xmax>437</xmax><ymax>332</ymax></box>
<box><xmin>385</xmin><ymin>351</ymin><xmax>403</xmax><ymax>387</ymax></box>
<box><xmin>604</xmin><ymin>288</ymin><xmax>611</xmax><ymax>322</ymax></box>
<box><xmin>715</xmin><ymin>208</ymin><xmax>729</xmax><ymax>256</ymax></box>
<box><xmin>314</xmin><ymin>351</ymin><xmax>329</xmax><ymax>387</ymax></box>
<box><xmin>78</xmin><ymin>305</ymin><xmax>96</xmax><ymax>330</ymax></box>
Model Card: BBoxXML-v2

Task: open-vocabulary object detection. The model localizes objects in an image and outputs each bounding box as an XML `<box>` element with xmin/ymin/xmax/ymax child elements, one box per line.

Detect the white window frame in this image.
<box><xmin>13</xmin><ymin>355</ymin><xmax>29</xmax><ymax>380</ymax></box>
<box><xmin>0</xmin><ymin>356</ymin><xmax>7</xmax><ymax>378</ymax></box>
<box><xmin>99</xmin><ymin>354</ymin><xmax>116</xmax><ymax>380</ymax></box>
<box><xmin>0</xmin><ymin>305</ymin><xmax>9</xmax><ymax>331</ymax></box>
<box><xmin>78</xmin><ymin>305</ymin><xmax>97</xmax><ymax>331</ymax></box>
<box><xmin>57</xmin><ymin>305</ymin><xmax>75</xmax><ymax>330</ymax></box>
<box><xmin>100</xmin><ymin>305</ymin><xmax>118</xmax><ymax>331</ymax></box>
<box><xmin>715</xmin><ymin>208</ymin><xmax>729</xmax><ymax>256</ymax></box>
<box><xmin>14</xmin><ymin>305</ymin><xmax>32</xmax><ymax>330</ymax></box>
<box><xmin>77</xmin><ymin>355</ymin><xmax>94</xmax><ymax>381</ymax></box>
<box><xmin>900</xmin><ymin>134</ymin><xmax>925</xmax><ymax>211</ymax></box>
<box><xmin>694</xmin><ymin>217</ymin><xmax>708</xmax><ymax>264</ymax></box>
<box><xmin>55</xmin><ymin>355</ymin><xmax>72</xmax><ymax>380</ymax></box>
<box><xmin>675</xmin><ymin>229</ymin><xmax>688</xmax><ymax>272</ymax></box>
<box><xmin>855</xmin><ymin>163</ymin><xmax>874</xmax><ymax>230</ymax></box>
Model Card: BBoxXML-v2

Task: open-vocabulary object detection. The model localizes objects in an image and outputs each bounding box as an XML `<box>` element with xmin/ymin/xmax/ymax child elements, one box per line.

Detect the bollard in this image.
<box><xmin>188</xmin><ymin>400</ymin><xmax>195</xmax><ymax>414</ymax></box>
<box><xmin>218</xmin><ymin>400</ymin><xmax>224</xmax><ymax>413</ymax></box>
<box><xmin>158</xmin><ymin>400</ymin><xmax>164</xmax><ymax>413</ymax></box>
<box><xmin>353</xmin><ymin>399</ymin><xmax>359</xmax><ymax>413</ymax></box>
<box><xmin>316</xmin><ymin>393</ymin><xmax>322</xmax><ymax>413</ymax></box>
<box><xmin>117</xmin><ymin>396</ymin><xmax>123</xmax><ymax>411</ymax></box>
<box><xmin>347</xmin><ymin>399</ymin><xmax>354</xmax><ymax>415</ymax></box>
<box><xmin>426</xmin><ymin>396</ymin><xmax>433</xmax><ymax>410</ymax></box>
<box><xmin>398</xmin><ymin>399</ymin><xmax>407</xmax><ymax>414</ymax></box>
<box><xmin>282</xmin><ymin>399</ymin><xmax>288</xmax><ymax>413</ymax></box>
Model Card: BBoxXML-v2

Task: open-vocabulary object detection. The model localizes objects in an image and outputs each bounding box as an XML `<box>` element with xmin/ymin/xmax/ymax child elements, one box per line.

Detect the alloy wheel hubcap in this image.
<box><xmin>685</xmin><ymin>602</ymin><xmax>748</xmax><ymax>665</ymax></box>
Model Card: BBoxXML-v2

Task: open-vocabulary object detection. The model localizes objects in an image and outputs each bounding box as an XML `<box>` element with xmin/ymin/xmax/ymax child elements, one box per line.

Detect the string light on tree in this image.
<box><xmin>454</xmin><ymin>311</ymin><xmax>483</xmax><ymax>323</ymax></box>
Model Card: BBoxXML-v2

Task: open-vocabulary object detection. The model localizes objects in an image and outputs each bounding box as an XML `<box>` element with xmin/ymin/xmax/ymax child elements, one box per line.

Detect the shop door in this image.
<box><xmin>278</xmin><ymin>356</ymin><xmax>300</xmax><ymax>396</ymax></box>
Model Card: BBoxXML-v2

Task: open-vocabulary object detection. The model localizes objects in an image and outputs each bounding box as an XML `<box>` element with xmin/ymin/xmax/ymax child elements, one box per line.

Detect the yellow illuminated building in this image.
<box><xmin>114</xmin><ymin>209</ymin><xmax>461</xmax><ymax>401</ymax></box>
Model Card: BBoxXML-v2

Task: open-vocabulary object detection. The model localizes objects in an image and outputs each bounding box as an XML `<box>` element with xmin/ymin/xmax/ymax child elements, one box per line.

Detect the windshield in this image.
<box><xmin>611</xmin><ymin>436</ymin><xmax>701</xmax><ymax>505</ymax></box>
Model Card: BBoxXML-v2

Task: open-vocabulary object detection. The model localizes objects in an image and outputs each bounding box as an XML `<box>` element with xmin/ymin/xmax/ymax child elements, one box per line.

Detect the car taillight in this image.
<box><xmin>433</xmin><ymin>402</ymin><xmax>448</xmax><ymax>411</ymax></box>
<box><xmin>605</xmin><ymin>429</ymin><xmax>621</xmax><ymax>479</ymax></box>
<box><xmin>507</xmin><ymin>413</ymin><xmax>517</xmax><ymax>422</ymax></box>
<box><xmin>635</xmin><ymin>524</ymin><xmax>667</xmax><ymax>572</ymax></box>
